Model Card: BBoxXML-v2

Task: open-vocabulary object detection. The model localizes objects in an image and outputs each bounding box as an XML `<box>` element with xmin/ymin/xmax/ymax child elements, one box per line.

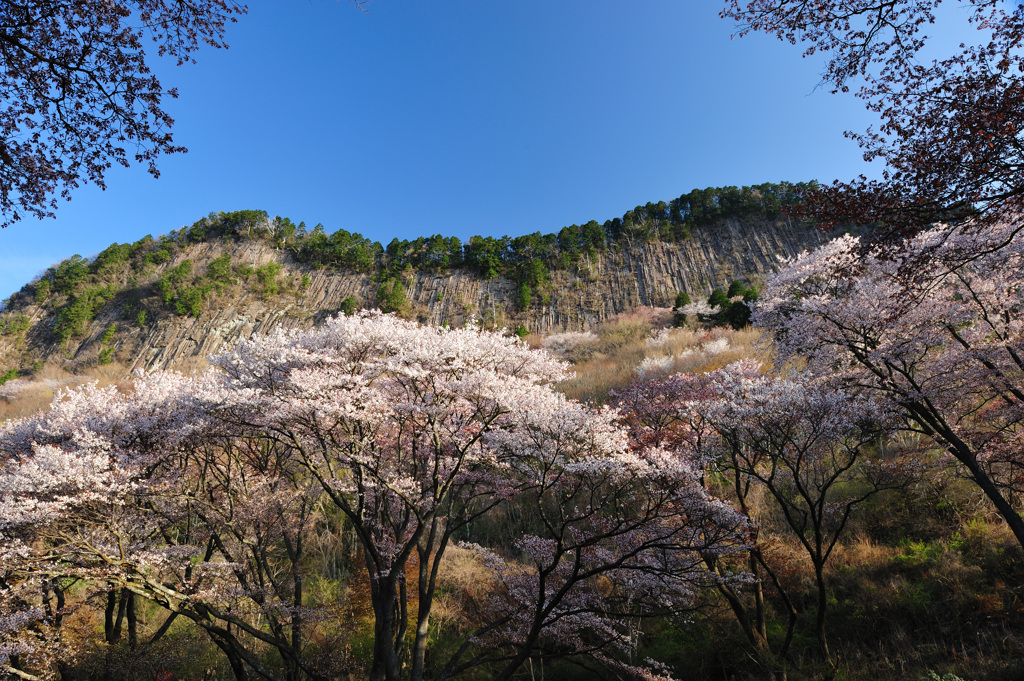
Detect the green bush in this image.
<box><xmin>33</xmin><ymin>278</ymin><xmax>51</xmax><ymax>303</ymax></box>
<box><xmin>207</xmin><ymin>254</ymin><xmax>233</xmax><ymax>288</ymax></box>
<box><xmin>0</xmin><ymin>313</ymin><xmax>30</xmax><ymax>336</ymax></box>
<box><xmin>255</xmin><ymin>263</ymin><xmax>282</xmax><ymax>298</ymax></box>
<box><xmin>149</xmin><ymin>248</ymin><xmax>172</xmax><ymax>265</ymax></box>
<box><xmin>376</xmin><ymin>277</ymin><xmax>408</xmax><ymax>315</ymax></box>
<box><xmin>158</xmin><ymin>260</ymin><xmax>212</xmax><ymax>316</ymax></box>
<box><xmin>339</xmin><ymin>296</ymin><xmax>358</xmax><ymax>316</ymax></box>
<box><xmin>0</xmin><ymin>368</ymin><xmax>18</xmax><ymax>386</ymax></box>
<box><xmin>100</xmin><ymin>323</ymin><xmax>119</xmax><ymax>345</ymax></box>
<box><xmin>708</xmin><ymin>289</ymin><xmax>730</xmax><ymax>308</ymax></box>
<box><xmin>55</xmin><ymin>285</ymin><xmax>117</xmax><ymax>342</ymax></box>
<box><xmin>517</xmin><ymin>283</ymin><xmax>532</xmax><ymax>310</ymax></box>
<box><xmin>94</xmin><ymin>243</ymin><xmax>132</xmax><ymax>275</ymax></box>
<box><xmin>51</xmin><ymin>255</ymin><xmax>90</xmax><ymax>295</ymax></box>
<box><xmin>723</xmin><ymin>300</ymin><xmax>752</xmax><ymax>329</ymax></box>
<box><xmin>158</xmin><ymin>260</ymin><xmax>194</xmax><ymax>306</ymax></box>
<box><xmin>175</xmin><ymin>285</ymin><xmax>211</xmax><ymax>316</ymax></box>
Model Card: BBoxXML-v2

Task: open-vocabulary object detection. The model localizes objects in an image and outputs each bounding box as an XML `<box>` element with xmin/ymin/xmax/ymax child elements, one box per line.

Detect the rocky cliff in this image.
<box><xmin>0</xmin><ymin>214</ymin><xmax>836</xmax><ymax>377</ymax></box>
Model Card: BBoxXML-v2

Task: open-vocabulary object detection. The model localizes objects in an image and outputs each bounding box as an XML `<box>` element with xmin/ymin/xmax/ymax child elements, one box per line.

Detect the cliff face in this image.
<box><xmin>0</xmin><ymin>215</ymin><xmax>835</xmax><ymax>376</ymax></box>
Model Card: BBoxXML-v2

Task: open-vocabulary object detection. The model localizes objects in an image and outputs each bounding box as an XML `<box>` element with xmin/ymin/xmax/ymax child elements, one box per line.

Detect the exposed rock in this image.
<box><xmin>0</xmin><ymin>215</ymin><xmax>839</xmax><ymax>376</ymax></box>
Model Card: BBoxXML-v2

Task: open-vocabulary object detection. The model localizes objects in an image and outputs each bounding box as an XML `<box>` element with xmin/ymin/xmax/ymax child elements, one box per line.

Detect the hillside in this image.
<box><xmin>0</xmin><ymin>183</ymin><xmax>837</xmax><ymax>378</ymax></box>
<box><xmin>7</xmin><ymin>192</ymin><xmax>1024</xmax><ymax>681</ymax></box>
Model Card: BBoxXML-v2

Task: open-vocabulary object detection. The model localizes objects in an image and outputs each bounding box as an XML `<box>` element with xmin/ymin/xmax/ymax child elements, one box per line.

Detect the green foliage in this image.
<box><xmin>723</xmin><ymin>301</ymin><xmax>751</xmax><ymax>329</ymax></box>
<box><xmin>271</xmin><ymin>216</ymin><xmax>298</xmax><ymax>248</ymax></box>
<box><xmin>296</xmin><ymin>225</ymin><xmax>381</xmax><ymax>272</ymax></box>
<box><xmin>100</xmin><ymin>323</ymin><xmax>119</xmax><ymax>345</ymax></box>
<box><xmin>158</xmin><ymin>260</ymin><xmax>212</xmax><ymax>317</ymax></box>
<box><xmin>255</xmin><ymin>262</ymin><xmax>282</xmax><ymax>298</ymax></box>
<box><xmin>0</xmin><ymin>368</ymin><xmax>18</xmax><ymax>386</ymax></box>
<box><xmin>668</xmin><ymin>181</ymin><xmax>816</xmax><ymax>230</ymax></box>
<box><xmin>33</xmin><ymin>278</ymin><xmax>51</xmax><ymax>303</ymax></box>
<box><xmin>464</xmin><ymin>235</ymin><xmax>503</xmax><ymax>278</ymax></box>
<box><xmin>207</xmin><ymin>254</ymin><xmax>233</xmax><ymax>288</ymax></box>
<box><xmin>6</xmin><ymin>182</ymin><xmax>812</xmax><ymax>356</ymax></box>
<box><xmin>158</xmin><ymin>260</ymin><xmax>194</xmax><ymax>306</ymax></box>
<box><xmin>0</xmin><ymin>313</ymin><xmax>30</xmax><ymax>336</ymax></box>
<box><xmin>524</xmin><ymin>258</ymin><xmax>549</xmax><ymax>288</ymax></box>
<box><xmin>514</xmin><ymin>324</ymin><xmax>528</xmax><ymax>340</ymax></box>
<box><xmin>287</xmin><ymin>182</ymin><xmax>813</xmax><ymax>280</ymax></box>
<box><xmin>98</xmin><ymin>347</ymin><xmax>115</xmax><ymax>365</ymax></box>
<box><xmin>513</xmin><ymin>258</ymin><xmax>551</xmax><ymax>310</ymax></box>
<box><xmin>175</xmin><ymin>286</ymin><xmax>210</xmax><ymax>316</ymax></box>
<box><xmin>376</xmin><ymin>277</ymin><xmax>408</xmax><ymax>315</ymax></box>
<box><xmin>222</xmin><ymin>209</ymin><xmax>270</xmax><ymax>237</ymax></box>
<box><xmin>708</xmin><ymin>289</ymin><xmax>730</xmax><ymax>308</ymax></box>
<box><xmin>93</xmin><ymin>243</ymin><xmax>132</xmax><ymax>275</ymax></box>
<box><xmin>148</xmin><ymin>248</ymin><xmax>172</xmax><ymax>265</ymax></box>
<box><xmin>673</xmin><ymin>291</ymin><xmax>693</xmax><ymax>327</ymax></box>
<box><xmin>136</xmin><ymin>310</ymin><xmax>148</xmax><ymax>328</ymax></box>
<box><xmin>516</xmin><ymin>283</ymin><xmax>532</xmax><ymax>310</ymax></box>
<box><xmin>51</xmin><ymin>254</ymin><xmax>91</xmax><ymax>295</ymax></box>
<box><xmin>385</xmin><ymin>234</ymin><xmax>463</xmax><ymax>274</ymax></box>
<box><xmin>54</xmin><ymin>285</ymin><xmax>117</xmax><ymax>342</ymax></box>
<box><xmin>339</xmin><ymin>296</ymin><xmax>358</xmax><ymax>316</ymax></box>
<box><xmin>702</xmin><ymin>282</ymin><xmax>758</xmax><ymax>329</ymax></box>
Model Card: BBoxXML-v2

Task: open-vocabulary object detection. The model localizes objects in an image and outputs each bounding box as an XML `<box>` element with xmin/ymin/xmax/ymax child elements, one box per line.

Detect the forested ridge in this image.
<box><xmin>0</xmin><ymin>181</ymin><xmax>822</xmax><ymax>380</ymax></box>
<box><xmin>2</xmin><ymin>181</ymin><xmax>814</xmax><ymax>310</ymax></box>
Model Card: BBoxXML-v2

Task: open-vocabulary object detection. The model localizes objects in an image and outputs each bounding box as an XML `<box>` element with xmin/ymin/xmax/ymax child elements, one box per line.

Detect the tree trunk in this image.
<box><xmin>369</xmin><ymin>588</ymin><xmax>403</xmax><ymax>681</ymax></box>
<box><xmin>104</xmin><ymin>589</ymin><xmax>118</xmax><ymax>644</ymax></box>
<box><xmin>126</xmin><ymin>592</ymin><xmax>137</xmax><ymax>650</ymax></box>
<box><xmin>813</xmin><ymin>560</ymin><xmax>830</xmax><ymax>663</ymax></box>
<box><xmin>209</xmin><ymin>635</ymin><xmax>249</xmax><ymax>681</ymax></box>
<box><xmin>909</xmin><ymin>403</ymin><xmax>1024</xmax><ymax>551</ymax></box>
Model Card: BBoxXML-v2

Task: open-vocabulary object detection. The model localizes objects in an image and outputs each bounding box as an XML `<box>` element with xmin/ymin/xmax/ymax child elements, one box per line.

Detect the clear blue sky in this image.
<box><xmin>0</xmin><ymin>0</ymin><xmax>888</xmax><ymax>299</ymax></box>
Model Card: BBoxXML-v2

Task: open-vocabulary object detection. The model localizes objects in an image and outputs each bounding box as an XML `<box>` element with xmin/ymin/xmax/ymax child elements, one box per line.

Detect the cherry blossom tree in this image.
<box><xmin>205</xmin><ymin>311</ymin><xmax>749</xmax><ymax>681</ymax></box>
<box><xmin>1</xmin><ymin>312</ymin><xmax>751</xmax><ymax>680</ymax></box>
<box><xmin>615</xmin><ymin>362</ymin><xmax>797</xmax><ymax>675</ymax></box>
<box><xmin>755</xmin><ymin>219</ymin><xmax>1024</xmax><ymax>554</ymax></box>
<box><xmin>0</xmin><ymin>374</ymin><xmax>332</xmax><ymax>681</ymax></box>
<box><xmin>617</xmin><ymin>360</ymin><xmax>912</xmax><ymax>672</ymax></box>
<box><xmin>0</xmin><ymin>381</ymin><xmax>143</xmax><ymax>680</ymax></box>
<box><xmin>436</xmin><ymin>411</ymin><xmax>745</xmax><ymax>681</ymax></box>
<box><xmin>700</xmin><ymin>367</ymin><xmax>910</xmax><ymax>664</ymax></box>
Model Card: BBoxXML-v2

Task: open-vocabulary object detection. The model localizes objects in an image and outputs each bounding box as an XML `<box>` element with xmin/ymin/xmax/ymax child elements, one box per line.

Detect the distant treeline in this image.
<box><xmin>285</xmin><ymin>181</ymin><xmax>816</xmax><ymax>278</ymax></box>
<box><xmin>11</xmin><ymin>181</ymin><xmax>815</xmax><ymax>323</ymax></box>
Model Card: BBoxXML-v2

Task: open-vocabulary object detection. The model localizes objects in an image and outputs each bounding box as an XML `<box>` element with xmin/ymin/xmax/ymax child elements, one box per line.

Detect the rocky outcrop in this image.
<box><xmin>0</xmin><ymin>215</ymin><xmax>838</xmax><ymax>376</ymax></box>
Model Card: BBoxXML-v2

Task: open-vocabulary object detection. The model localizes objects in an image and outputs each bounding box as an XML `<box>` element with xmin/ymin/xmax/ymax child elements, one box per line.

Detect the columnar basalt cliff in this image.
<box><xmin>0</xmin><ymin>213</ymin><xmax>839</xmax><ymax>377</ymax></box>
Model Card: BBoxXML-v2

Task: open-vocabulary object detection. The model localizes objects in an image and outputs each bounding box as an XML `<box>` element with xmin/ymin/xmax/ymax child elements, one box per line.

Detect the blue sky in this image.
<box><xmin>0</xmin><ymin>1</ymin><xmax>890</xmax><ymax>299</ymax></box>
